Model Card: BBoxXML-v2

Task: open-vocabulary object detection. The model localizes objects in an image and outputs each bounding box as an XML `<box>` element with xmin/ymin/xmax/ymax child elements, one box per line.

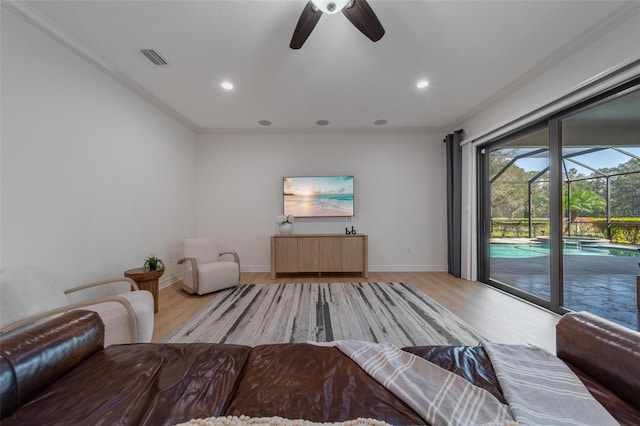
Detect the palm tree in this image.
<box><xmin>564</xmin><ymin>188</ymin><xmax>606</xmax><ymax>221</ymax></box>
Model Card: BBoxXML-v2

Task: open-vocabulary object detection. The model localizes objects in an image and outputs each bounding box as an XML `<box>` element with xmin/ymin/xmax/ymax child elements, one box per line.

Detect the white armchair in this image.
<box><xmin>0</xmin><ymin>267</ymin><xmax>154</xmax><ymax>346</ymax></box>
<box><xmin>178</xmin><ymin>238</ymin><xmax>240</xmax><ymax>295</ymax></box>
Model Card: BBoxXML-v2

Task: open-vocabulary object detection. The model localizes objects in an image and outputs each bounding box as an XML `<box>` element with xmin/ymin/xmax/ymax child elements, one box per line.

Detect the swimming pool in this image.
<box><xmin>490</xmin><ymin>243</ymin><xmax>640</xmax><ymax>258</ymax></box>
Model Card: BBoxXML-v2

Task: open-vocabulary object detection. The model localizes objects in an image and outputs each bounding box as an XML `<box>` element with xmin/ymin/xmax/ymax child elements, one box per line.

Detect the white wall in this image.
<box><xmin>1</xmin><ymin>9</ymin><xmax>198</xmax><ymax>287</ymax></box>
<box><xmin>457</xmin><ymin>10</ymin><xmax>640</xmax><ymax>281</ymax></box>
<box><xmin>460</xmin><ymin>11</ymin><xmax>640</xmax><ymax>142</ymax></box>
<box><xmin>2</xmin><ymin>6</ymin><xmax>448</xmax><ymax>286</ymax></box>
<box><xmin>197</xmin><ymin>130</ymin><xmax>447</xmax><ymax>272</ymax></box>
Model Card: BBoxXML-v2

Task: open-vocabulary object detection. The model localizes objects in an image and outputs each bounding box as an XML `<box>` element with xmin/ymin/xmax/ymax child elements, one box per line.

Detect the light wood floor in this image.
<box><xmin>153</xmin><ymin>272</ymin><xmax>560</xmax><ymax>352</ymax></box>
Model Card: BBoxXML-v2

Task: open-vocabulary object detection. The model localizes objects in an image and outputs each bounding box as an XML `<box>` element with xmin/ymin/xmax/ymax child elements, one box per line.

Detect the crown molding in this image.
<box><xmin>2</xmin><ymin>0</ymin><xmax>199</xmax><ymax>132</ymax></box>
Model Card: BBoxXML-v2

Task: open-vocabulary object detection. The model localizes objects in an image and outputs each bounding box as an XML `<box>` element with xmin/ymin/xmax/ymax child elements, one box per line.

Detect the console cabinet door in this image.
<box><xmin>319</xmin><ymin>237</ymin><xmax>343</xmax><ymax>272</ymax></box>
<box><xmin>275</xmin><ymin>238</ymin><xmax>298</xmax><ymax>273</ymax></box>
<box><xmin>298</xmin><ymin>237</ymin><xmax>343</xmax><ymax>272</ymax></box>
<box><xmin>342</xmin><ymin>236</ymin><xmax>364</xmax><ymax>272</ymax></box>
<box><xmin>297</xmin><ymin>237</ymin><xmax>320</xmax><ymax>272</ymax></box>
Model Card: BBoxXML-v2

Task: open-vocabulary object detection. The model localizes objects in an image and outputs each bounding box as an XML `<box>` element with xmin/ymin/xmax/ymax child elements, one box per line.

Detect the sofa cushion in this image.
<box><xmin>2</xmin><ymin>343</ymin><xmax>252</xmax><ymax>426</ymax></box>
<box><xmin>224</xmin><ymin>343</ymin><xmax>424</xmax><ymax>425</ymax></box>
<box><xmin>196</xmin><ymin>260</ymin><xmax>239</xmax><ymax>294</ymax></box>
<box><xmin>402</xmin><ymin>345</ymin><xmax>506</xmax><ymax>404</ymax></box>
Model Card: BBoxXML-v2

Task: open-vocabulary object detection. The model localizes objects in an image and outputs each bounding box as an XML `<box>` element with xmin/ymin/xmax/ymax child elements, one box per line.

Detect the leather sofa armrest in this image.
<box><xmin>0</xmin><ymin>310</ymin><xmax>104</xmax><ymax>418</ymax></box>
<box><xmin>556</xmin><ymin>311</ymin><xmax>640</xmax><ymax>411</ymax></box>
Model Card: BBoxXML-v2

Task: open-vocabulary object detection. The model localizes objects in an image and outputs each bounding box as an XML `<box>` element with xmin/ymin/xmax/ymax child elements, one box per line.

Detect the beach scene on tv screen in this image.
<box><xmin>284</xmin><ymin>176</ymin><xmax>354</xmax><ymax>217</ymax></box>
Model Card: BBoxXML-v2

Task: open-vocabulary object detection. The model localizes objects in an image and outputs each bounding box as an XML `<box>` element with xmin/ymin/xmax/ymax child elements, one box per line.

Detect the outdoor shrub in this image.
<box><xmin>592</xmin><ymin>218</ymin><xmax>640</xmax><ymax>244</ymax></box>
<box><xmin>618</xmin><ymin>222</ymin><xmax>640</xmax><ymax>244</ymax></box>
<box><xmin>491</xmin><ymin>217</ymin><xmax>640</xmax><ymax>243</ymax></box>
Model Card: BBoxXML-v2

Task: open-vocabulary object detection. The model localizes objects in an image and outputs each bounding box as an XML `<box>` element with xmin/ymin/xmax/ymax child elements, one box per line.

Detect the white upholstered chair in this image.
<box><xmin>178</xmin><ymin>238</ymin><xmax>240</xmax><ymax>295</ymax></box>
<box><xmin>0</xmin><ymin>267</ymin><xmax>154</xmax><ymax>346</ymax></box>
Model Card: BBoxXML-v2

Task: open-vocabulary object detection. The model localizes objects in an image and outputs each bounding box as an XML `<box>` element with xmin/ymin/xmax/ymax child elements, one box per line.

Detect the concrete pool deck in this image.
<box><xmin>491</xmin><ymin>254</ymin><xmax>639</xmax><ymax>331</ymax></box>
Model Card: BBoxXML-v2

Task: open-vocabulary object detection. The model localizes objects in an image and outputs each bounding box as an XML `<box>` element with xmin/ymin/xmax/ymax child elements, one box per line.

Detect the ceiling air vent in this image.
<box><xmin>141</xmin><ymin>49</ymin><xmax>168</xmax><ymax>65</ymax></box>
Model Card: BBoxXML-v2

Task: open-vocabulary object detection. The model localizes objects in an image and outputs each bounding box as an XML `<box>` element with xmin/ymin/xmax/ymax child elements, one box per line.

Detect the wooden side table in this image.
<box><xmin>124</xmin><ymin>267</ymin><xmax>164</xmax><ymax>313</ymax></box>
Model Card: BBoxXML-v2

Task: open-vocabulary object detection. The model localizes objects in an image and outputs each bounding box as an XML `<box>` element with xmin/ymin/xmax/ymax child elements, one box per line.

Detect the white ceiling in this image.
<box><xmin>20</xmin><ymin>0</ymin><xmax>636</xmax><ymax>131</ymax></box>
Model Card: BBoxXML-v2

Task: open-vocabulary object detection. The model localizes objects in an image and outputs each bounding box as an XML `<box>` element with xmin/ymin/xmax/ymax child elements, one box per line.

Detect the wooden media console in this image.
<box><xmin>271</xmin><ymin>234</ymin><xmax>368</xmax><ymax>279</ymax></box>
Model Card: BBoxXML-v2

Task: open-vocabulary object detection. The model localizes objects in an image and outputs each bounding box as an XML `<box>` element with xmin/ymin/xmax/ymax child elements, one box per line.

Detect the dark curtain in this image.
<box><xmin>444</xmin><ymin>129</ymin><xmax>464</xmax><ymax>277</ymax></box>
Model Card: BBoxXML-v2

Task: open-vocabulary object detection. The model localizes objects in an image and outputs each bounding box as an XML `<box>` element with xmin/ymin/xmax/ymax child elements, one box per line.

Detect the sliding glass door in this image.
<box><xmin>478</xmin><ymin>81</ymin><xmax>640</xmax><ymax>330</ymax></box>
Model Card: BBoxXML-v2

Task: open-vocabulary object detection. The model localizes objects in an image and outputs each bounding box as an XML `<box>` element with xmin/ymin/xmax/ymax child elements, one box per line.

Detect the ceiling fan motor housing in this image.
<box><xmin>311</xmin><ymin>0</ymin><xmax>352</xmax><ymax>14</ymax></box>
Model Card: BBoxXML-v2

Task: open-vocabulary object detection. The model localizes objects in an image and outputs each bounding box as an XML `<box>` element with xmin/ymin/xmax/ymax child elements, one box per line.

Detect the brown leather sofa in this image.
<box><xmin>1</xmin><ymin>310</ymin><xmax>638</xmax><ymax>425</ymax></box>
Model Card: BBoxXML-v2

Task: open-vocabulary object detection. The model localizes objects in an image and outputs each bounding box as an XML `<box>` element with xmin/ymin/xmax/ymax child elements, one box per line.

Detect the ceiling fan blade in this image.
<box><xmin>342</xmin><ymin>0</ymin><xmax>385</xmax><ymax>42</ymax></box>
<box><xmin>290</xmin><ymin>1</ymin><xmax>322</xmax><ymax>49</ymax></box>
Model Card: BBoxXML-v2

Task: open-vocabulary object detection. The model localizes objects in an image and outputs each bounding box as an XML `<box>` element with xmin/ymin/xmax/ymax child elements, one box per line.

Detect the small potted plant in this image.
<box><xmin>144</xmin><ymin>254</ymin><xmax>165</xmax><ymax>271</ymax></box>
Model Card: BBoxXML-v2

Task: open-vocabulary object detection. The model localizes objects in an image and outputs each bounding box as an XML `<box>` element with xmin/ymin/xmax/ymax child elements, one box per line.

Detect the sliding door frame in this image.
<box><xmin>548</xmin><ymin>118</ymin><xmax>563</xmax><ymax>312</ymax></box>
<box><xmin>476</xmin><ymin>145</ymin><xmax>490</xmax><ymax>286</ymax></box>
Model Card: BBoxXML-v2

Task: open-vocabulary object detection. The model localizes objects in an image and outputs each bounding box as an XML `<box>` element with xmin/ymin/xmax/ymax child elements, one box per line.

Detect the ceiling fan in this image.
<box><xmin>290</xmin><ymin>0</ymin><xmax>385</xmax><ymax>49</ymax></box>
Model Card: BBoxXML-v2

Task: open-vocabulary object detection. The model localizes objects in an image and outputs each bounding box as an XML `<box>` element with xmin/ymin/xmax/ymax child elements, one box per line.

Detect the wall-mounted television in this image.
<box><xmin>283</xmin><ymin>176</ymin><xmax>354</xmax><ymax>217</ymax></box>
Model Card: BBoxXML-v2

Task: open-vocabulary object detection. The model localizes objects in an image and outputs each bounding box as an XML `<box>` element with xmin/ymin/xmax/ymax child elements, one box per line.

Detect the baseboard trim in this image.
<box><xmin>368</xmin><ymin>265</ymin><xmax>448</xmax><ymax>272</ymax></box>
<box><xmin>159</xmin><ymin>273</ymin><xmax>182</xmax><ymax>289</ymax></box>
<box><xmin>241</xmin><ymin>266</ymin><xmax>271</xmax><ymax>273</ymax></box>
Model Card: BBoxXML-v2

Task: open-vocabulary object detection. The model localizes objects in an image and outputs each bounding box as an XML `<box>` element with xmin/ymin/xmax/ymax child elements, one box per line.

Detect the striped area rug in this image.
<box><xmin>164</xmin><ymin>282</ymin><xmax>483</xmax><ymax>346</ymax></box>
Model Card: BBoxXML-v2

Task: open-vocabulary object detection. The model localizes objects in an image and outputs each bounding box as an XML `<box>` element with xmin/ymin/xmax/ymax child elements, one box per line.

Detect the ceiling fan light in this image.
<box><xmin>311</xmin><ymin>0</ymin><xmax>351</xmax><ymax>14</ymax></box>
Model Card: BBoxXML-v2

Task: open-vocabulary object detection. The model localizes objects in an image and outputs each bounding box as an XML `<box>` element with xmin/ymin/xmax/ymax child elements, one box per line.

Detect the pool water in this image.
<box><xmin>490</xmin><ymin>243</ymin><xmax>640</xmax><ymax>258</ymax></box>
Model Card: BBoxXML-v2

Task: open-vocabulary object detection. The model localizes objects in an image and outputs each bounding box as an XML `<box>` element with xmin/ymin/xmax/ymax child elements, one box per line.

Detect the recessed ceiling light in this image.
<box><xmin>316</xmin><ymin>120</ymin><xmax>330</xmax><ymax>126</ymax></box>
<box><xmin>258</xmin><ymin>120</ymin><xmax>272</xmax><ymax>126</ymax></box>
<box><xmin>374</xmin><ymin>119</ymin><xmax>388</xmax><ymax>126</ymax></box>
<box><xmin>221</xmin><ymin>81</ymin><xmax>234</xmax><ymax>90</ymax></box>
<box><xmin>416</xmin><ymin>80</ymin><xmax>429</xmax><ymax>89</ymax></box>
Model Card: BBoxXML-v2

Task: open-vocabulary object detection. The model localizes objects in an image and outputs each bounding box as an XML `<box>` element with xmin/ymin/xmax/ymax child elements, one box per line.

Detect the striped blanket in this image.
<box><xmin>482</xmin><ymin>341</ymin><xmax>618</xmax><ymax>426</ymax></box>
<box><xmin>322</xmin><ymin>340</ymin><xmax>618</xmax><ymax>426</ymax></box>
